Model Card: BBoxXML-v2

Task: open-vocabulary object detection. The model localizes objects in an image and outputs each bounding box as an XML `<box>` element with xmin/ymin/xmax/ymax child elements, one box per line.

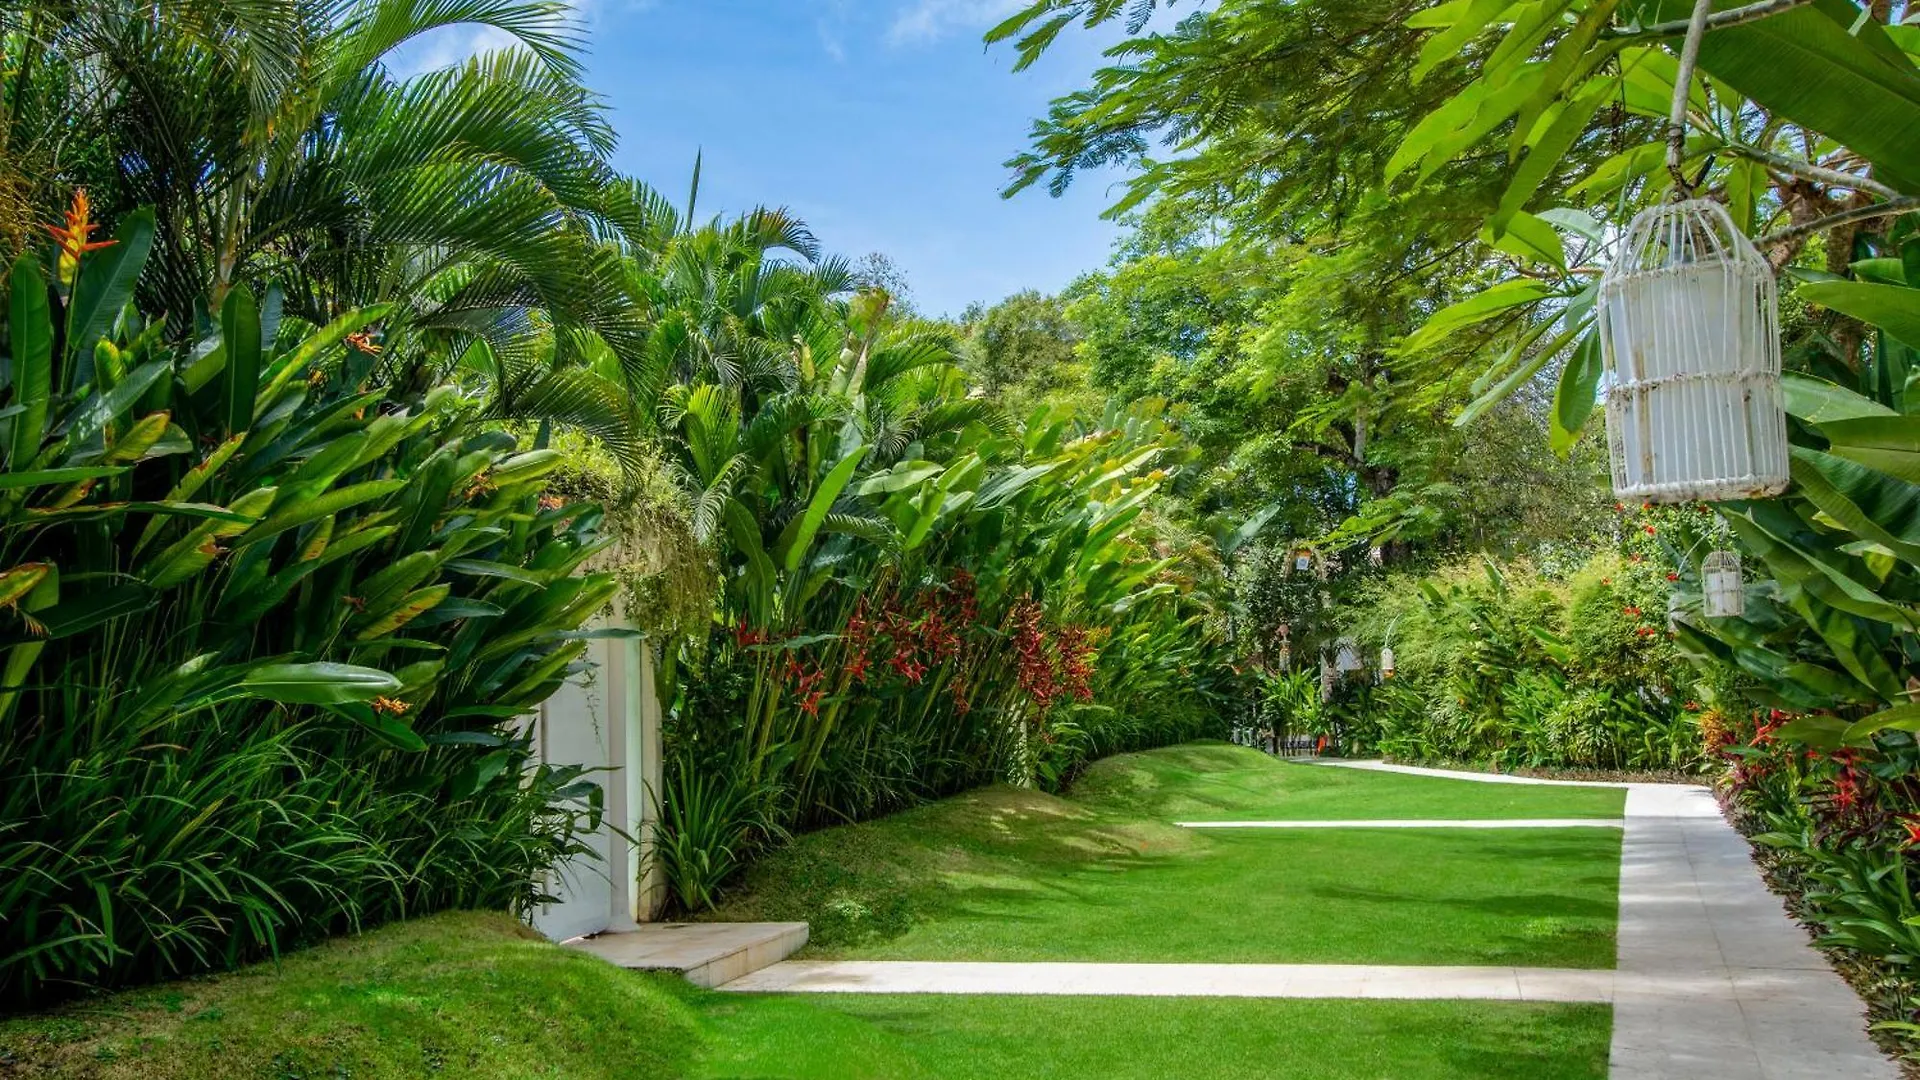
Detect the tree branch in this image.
<box><xmin>1757</xmin><ymin>196</ymin><xmax>1920</xmax><ymax>248</ymax></box>
<box><xmin>1666</xmin><ymin>0</ymin><xmax>1715</xmax><ymax>194</ymax></box>
<box><xmin>1719</xmin><ymin>143</ymin><xmax>1905</xmax><ymax>201</ymax></box>
<box><xmin>1604</xmin><ymin>0</ymin><xmax>1816</xmax><ymax>40</ymax></box>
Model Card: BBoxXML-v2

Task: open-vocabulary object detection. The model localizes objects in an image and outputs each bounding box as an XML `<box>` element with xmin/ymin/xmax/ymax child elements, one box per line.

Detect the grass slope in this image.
<box><xmin>707</xmin><ymin>744</ymin><xmax>1621</xmax><ymax>967</ymax></box>
<box><xmin>1075</xmin><ymin>743</ymin><xmax>1627</xmax><ymax>820</ymax></box>
<box><xmin>0</xmin><ymin>913</ymin><xmax>705</xmax><ymax>1080</ymax></box>
<box><xmin>0</xmin><ymin>914</ymin><xmax>1612</xmax><ymax>1080</ymax></box>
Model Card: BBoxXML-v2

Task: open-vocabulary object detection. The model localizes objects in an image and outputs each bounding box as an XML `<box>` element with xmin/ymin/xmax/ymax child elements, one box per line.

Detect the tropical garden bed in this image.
<box><xmin>6</xmin><ymin>0</ymin><xmax>1920</xmax><ymax>1075</ymax></box>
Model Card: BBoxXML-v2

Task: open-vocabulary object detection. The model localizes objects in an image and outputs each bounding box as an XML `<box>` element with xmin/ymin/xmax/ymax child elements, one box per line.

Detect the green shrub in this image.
<box><xmin>1344</xmin><ymin>551</ymin><xmax>1701</xmax><ymax>772</ymax></box>
<box><xmin>0</xmin><ymin>226</ymin><xmax>610</xmax><ymax>1006</ymax></box>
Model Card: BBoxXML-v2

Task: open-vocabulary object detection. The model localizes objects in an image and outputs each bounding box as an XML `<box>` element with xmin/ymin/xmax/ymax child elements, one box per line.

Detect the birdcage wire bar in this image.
<box><xmin>1599</xmin><ymin>199</ymin><xmax>1788</xmax><ymax>503</ymax></box>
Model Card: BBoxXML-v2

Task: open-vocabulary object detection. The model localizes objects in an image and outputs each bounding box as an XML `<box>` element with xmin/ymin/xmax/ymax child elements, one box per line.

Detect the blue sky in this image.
<box><xmin>405</xmin><ymin>1</ymin><xmax>1141</xmax><ymax>318</ymax></box>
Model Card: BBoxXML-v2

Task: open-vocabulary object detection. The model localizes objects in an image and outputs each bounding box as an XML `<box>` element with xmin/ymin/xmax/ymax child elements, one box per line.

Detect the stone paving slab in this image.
<box><xmin>1176</xmin><ymin>818</ymin><xmax>1624</xmax><ymax>829</ymax></box>
<box><xmin>721</xmin><ymin>960</ymin><xmax>1619</xmax><ymax>1001</ymax></box>
<box><xmin>1318</xmin><ymin>761</ymin><xmax>1896</xmax><ymax>1079</ymax></box>
<box><xmin>565</xmin><ymin>922</ymin><xmax>808</xmax><ymax>988</ymax></box>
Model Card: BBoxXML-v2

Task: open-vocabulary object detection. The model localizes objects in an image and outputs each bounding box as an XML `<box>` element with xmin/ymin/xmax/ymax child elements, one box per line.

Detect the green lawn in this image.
<box><xmin>708</xmin><ymin>745</ymin><xmax>1621</xmax><ymax>967</ymax></box>
<box><xmin>691</xmin><ymin>993</ymin><xmax>1610</xmax><ymax>1080</ymax></box>
<box><xmin>3</xmin><ymin>743</ymin><xmax>1629</xmax><ymax>1078</ymax></box>
<box><xmin>1074</xmin><ymin>743</ymin><xmax>1627</xmax><ymax>820</ymax></box>
<box><xmin>0</xmin><ymin>913</ymin><xmax>1610</xmax><ymax>1080</ymax></box>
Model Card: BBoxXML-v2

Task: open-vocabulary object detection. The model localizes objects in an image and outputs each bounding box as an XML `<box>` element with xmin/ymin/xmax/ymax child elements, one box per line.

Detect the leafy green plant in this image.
<box><xmin>1</xmin><ymin>208</ymin><xmax>612</xmax><ymax>1006</ymax></box>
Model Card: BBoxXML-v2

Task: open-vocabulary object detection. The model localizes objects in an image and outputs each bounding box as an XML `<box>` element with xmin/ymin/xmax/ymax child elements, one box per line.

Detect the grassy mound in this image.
<box><xmin>0</xmin><ymin>912</ymin><xmax>704</xmax><ymax>1079</ymax></box>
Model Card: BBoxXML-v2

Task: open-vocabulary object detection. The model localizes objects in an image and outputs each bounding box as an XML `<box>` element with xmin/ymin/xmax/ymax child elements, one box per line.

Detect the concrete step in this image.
<box><xmin>564</xmin><ymin>922</ymin><xmax>809</xmax><ymax>988</ymax></box>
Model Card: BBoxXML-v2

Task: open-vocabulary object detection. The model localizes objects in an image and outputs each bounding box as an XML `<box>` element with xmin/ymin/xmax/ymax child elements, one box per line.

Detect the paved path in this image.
<box><xmin>1177</xmin><ymin>817</ymin><xmax>1623</xmax><ymax>829</ymax></box>
<box><xmin>726</xmin><ymin>960</ymin><xmax>1617</xmax><ymax>1001</ymax></box>
<box><xmin>722</xmin><ymin>758</ymin><xmax>1898</xmax><ymax>1079</ymax></box>
<box><xmin>1312</xmin><ymin>761</ymin><xmax>1896</xmax><ymax>1080</ymax></box>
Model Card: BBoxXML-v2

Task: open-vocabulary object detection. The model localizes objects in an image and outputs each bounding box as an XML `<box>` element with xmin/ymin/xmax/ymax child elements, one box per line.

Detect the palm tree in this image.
<box><xmin>2</xmin><ymin>0</ymin><xmax>653</xmax><ymax>453</ymax></box>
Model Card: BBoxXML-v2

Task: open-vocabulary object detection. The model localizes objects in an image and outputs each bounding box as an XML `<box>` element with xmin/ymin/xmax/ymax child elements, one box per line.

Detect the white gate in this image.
<box><xmin>528</xmin><ymin>615</ymin><xmax>664</xmax><ymax>941</ymax></box>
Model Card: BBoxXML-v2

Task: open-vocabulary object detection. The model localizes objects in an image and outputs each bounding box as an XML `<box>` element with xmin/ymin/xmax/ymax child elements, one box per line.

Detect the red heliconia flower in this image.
<box><xmin>1666</xmin><ymin>572</ymin><xmax>1680</xmax><ymax>582</ymax></box>
<box><xmin>733</xmin><ymin>619</ymin><xmax>767</xmax><ymax>648</ymax></box>
<box><xmin>43</xmin><ymin>188</ymin><xmax>117</xmax><ymax>284</ymax></box>
<box><xmin>1899</xmin><ymin>815</ymin><xmax>1920</xmax><ymax>847</ymax></box>
<box><xmin>1009</xmin><ymin>597</ymin><xmax>1060</xmax><ymax>708</ymax></box>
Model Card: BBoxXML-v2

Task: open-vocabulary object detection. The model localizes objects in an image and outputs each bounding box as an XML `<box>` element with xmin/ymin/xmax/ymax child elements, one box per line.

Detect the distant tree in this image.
<box><xmin>962</xmin><ymin>290</ymin><xmax>1079</xmax><ymax>397</ymax></box>
<box><xmin>851</xmin><ymin>251</ymin><xmax>918</xmax><ymax>316</ymax></box>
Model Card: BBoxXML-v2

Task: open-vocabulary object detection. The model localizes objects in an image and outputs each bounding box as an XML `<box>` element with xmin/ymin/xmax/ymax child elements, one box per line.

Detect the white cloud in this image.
<box><xmin>885</xmin><ymin>0</ymin><xmax>1025</xmax><ymax>47</ymax></box>
<box><xmin>389</xmin><ymin>24</ymin><xmax>521</xmax><ymax>77</ymax></box>
<box><xmin>384</xmin><ymin>0</ymin><xmax>607</xmax><ymax>78</ymax></box>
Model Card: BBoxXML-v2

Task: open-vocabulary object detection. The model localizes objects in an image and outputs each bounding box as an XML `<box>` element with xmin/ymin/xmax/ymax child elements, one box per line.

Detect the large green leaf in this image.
<box><xmin>1791</xmin><ymin>448</ymin><xmax>1920</xmax><ymax>568</ymax></box>
<box><xmin>777</xmin><ymin>445</ymin><xmax>868</xmax><ymax>573</ymax></box>
<box><xmin>221</xmin><ymin>286</ymin><xmax>262</xmax><ymax>435</ymax></box>
<box><xmin>236</xmin><ymin>662</ymin><xmax>402</xmax><ymax>705</ymax></box>
<box><xmin>64</xmin><ymin>208</ymin><xmax>155</xmax><ymax>377</ymax></box>
<box><xmin>1782</xmin><ymin>373</ymin><xmax>1897</xmax><ymax>423</ymax></box>
<box><xmin>7</xmin><ymin>256</ymin><xmax>52</xmax><ymax>470</ymax></box>
<box><xmin>1819</xmin><ymin>413</ymin><xmax>1920</xmax><ymax>483</ymax></box>
<box><xmin>1843</xmin><ymin>703</ymin><xmax>1920</xmax><ymax>742</ymax></box>
<box><xmin>1656</xmin><ymin>0</ymin><xmax>1920</xmax><ymax>194</ymax></box>
<box><xmin>1402</xmin><ymin>280</ymin><xmax>1558</xmax><ymax>354</ymax></box>
<box><xmin>1550</xmin><ymin>331</ymin><xmax>1604</xmax><ymax>452</ymax></box>
<box><xmin>1795</xmin><ymin>281</ymin><xmax>1920</xmax><ymax>347</ymax></box>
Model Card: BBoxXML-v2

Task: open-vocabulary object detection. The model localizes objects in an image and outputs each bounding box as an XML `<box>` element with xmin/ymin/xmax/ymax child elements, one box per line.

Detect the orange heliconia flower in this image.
<box><xmin>44</xmin><ymin>189</ymin><xmax>117</xmax><ymax>284</ymax></box>
<box><xmin>345</xmin><ymin>331</ymin><xmax>383</xmax><ymax>355</ymax></box>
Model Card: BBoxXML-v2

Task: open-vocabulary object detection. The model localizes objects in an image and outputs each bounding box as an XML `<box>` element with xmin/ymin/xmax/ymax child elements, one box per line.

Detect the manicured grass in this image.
<box><xmin>707</xmin><ymin>748</ymin><xmax>1621</xmax><ymax>967</ymax></box>
<box><xmin>690</xmin><ymin>994</ymin><xmax>1612</xmax><ymax>1080</ymax></box>
<box><xmin>0</xmin><ymin>912</ymin><xmax>1611</xmax><ymax>1080</ymax></box>
<box><xmin>0</xmin><ymin>912</ymin><xmax>708</xmax><ymax>1079</ymax></box>
<box><xmin>1074</xmin><ymin>743</ymin><xmax>1627</xmax><ymax>820</ymax></box>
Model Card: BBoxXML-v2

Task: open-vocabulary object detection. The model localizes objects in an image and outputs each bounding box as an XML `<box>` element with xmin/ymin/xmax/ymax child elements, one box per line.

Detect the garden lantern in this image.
<box><xmin>1293</xmin><ymin>548</ymin><xmax>1314</xmax><ymax>574</ymax></box>
<box><xmin>1702</xmin><ymin>549</ymin><xmax>1745</xmax><ymax>618</ymax></box>
<box><xmin>1380</xmin><ymin>646</ymin><xmax>1396</xmax><ymax>679</ymax></box>
<box><xmin>1597</xmin><ymin>198</ymin><xmax>1788</xmax><ymax>503</ymax></box>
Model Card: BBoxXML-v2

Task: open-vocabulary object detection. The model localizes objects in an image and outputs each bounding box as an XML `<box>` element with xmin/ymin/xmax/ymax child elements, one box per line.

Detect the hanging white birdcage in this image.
<box><xmin>1598</xmin><ymin>199</ymin><xmax>1788</xmax><ymax>503</ymax></box>
<box><xmin>1380</xmin><ymin>646</ymin><xmax>1396</xmax><ymax>679</ymax></box>
<box><xmin>1702</xmin><ymin>549</ymin><xmax>1745</xmax><ymax>618</ymax></box>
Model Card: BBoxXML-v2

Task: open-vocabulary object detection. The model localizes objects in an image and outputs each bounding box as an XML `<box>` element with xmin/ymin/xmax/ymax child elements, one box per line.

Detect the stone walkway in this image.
<box><xmin>727</xmin><ymin>960</ymin><xmax>1617</xmax><ymax>1001</ymax></box>
<box><xmin>721</xmin><ymin>759</ymin><xmax>1899</xmax><ymax>1079</ymax></box>
<box><xmin>1178</xmin><ymin>817</ymin><xmax>1623</xmax><ymax>829</ymax></box>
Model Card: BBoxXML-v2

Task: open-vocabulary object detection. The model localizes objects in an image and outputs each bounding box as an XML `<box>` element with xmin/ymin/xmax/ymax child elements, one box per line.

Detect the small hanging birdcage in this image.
<box><xmin>1702</xmin><ymin>549</ymin><xmax>1745</xmax><ymax>618</ymax></box>
<box><xmin>1598</xmin><ymin>199</ymin><xmax>1788</xmax><ymax>503</ymax></box>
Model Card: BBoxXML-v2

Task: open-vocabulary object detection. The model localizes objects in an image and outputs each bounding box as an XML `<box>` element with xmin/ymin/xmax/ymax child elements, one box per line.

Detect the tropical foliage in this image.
<box><xmin>0</xmin><ymin>203</ymin><xmax>611</xmax><ymax>1007</ymax></box>
<box><xmin>628</xmin><ymin>210</ymin><xmax>1238</xmax><ymax>909</ymax></box>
